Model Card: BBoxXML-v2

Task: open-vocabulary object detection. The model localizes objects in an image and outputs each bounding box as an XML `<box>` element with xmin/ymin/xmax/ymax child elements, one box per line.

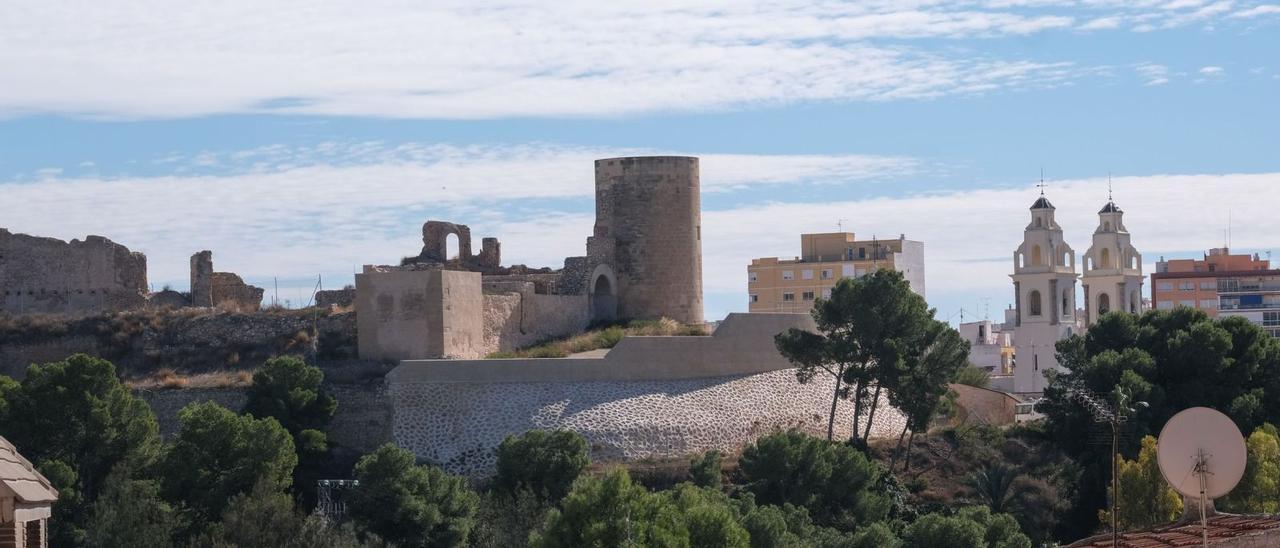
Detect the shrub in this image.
<box><xmin>494</xmin><ymin>430</ymin><xmax>590</xmax><ymax>501</ymax></box>
<box><xmin>85</xmin><ymin>467</ymin><xmax>177</xmax><ymax>548</ymax></box>
<box><xmin>738</xmin><ymin>431</ymin><xmax>890</xmax><ymax>530</ymax></box>
<box><xmin>690</xmin><ymin>449</ymin><xmax>725</xmax><ymax>489</ymax></box>
<box><xmin>349</xmin><ymin>444</ymin><xmax>479</xmax><ymax>548</ymax></box>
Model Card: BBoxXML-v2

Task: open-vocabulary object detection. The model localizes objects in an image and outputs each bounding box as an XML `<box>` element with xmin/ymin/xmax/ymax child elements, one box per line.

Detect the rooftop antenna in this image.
<box><xmin>1037</xmin><ymin>168</ymin><xmax>1047</xmax><ymax>195</ymax></box>
<box><xmin>1156</xmin><ymin>407</ymin><xmax>1246</xmax><ymax>548</ymax></box>
<box><xmin>837</xmin><ymin>218</ymin><xmax>849</xmax><ymax>232</ymax></box>
<box><xmin>1108</xmin><ymin>172</ymin><xmax>1113</xmax><ymax>201</ymax></box>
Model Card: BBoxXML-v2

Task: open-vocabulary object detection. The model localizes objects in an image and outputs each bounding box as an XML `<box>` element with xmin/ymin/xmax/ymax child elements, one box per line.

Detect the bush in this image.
<box><xmin>349</xmin><ymin>444</ymin><xmax>479</xmax><ymax>548</ymax></box>
<box><xmin>160</xmin><ymin>401</ymin><xmax>297</xmax><ymax>531</ymax></box>
<box><xmin>690</xmin><ymin>450</ymin><xmax>725</xmax><ymax>489</ymax></box>
<box><xmin>903</xmin><ymin>507</ymin><xmax>1030</xmax><ymax>548</ymax></box>
<box><xmin>494</xmin><ymin>430</ymin><xmax>590</xmax><ymax>501</ymax></box>
<box><xmin>85</xmin><ymin>467</ymin><xmax>177</xmax><ymax>548</ymax></box>
<box><xmin>738</xmin><ymin>431</ymin><xmax>890</xmax><ymax>530</ymax></box>
<box><xmin>190</xmin><ymin>479</ymin><xmax>376</xmax><ymax>548</ymax></box>
<box><xmin>952</xmin><ymin>364</ymin><xmax>991</xmax><ymax>389</ymax></box>
<box><xmin>469</xmin><ymin>489</ymin><xmax>552</xmax><ymax>548</ymax></box>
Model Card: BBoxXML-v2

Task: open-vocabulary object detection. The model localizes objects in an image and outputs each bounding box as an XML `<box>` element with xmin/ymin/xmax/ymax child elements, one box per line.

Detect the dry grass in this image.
<box><xmin>127</xmin><ymin>368</ymin><xmax>255</xmax><ymax>390</ymax></box>
<box><xmin>486</xmin><ymin>317</ymin><xmax>709</xmax><ymax>359</ymax></box>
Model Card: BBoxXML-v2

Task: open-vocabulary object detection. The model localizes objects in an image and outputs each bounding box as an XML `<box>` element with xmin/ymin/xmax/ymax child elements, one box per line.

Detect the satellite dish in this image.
<box><xmin>1156</xmin><ymin>407</ymin><xmax>1246</xmax><ymax>500</ymax></box>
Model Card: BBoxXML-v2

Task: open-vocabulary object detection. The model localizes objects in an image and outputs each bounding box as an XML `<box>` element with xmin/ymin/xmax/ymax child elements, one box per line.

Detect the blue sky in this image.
<box><xmin>1</xmin><ymin>1</ymin><xmax>1278</xmax><ymax>321</ymax></box>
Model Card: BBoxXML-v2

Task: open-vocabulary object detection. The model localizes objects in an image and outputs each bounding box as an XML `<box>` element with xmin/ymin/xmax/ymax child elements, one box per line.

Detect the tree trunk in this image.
<box><xmin>888</xmin><ymin>422</ymin><xmax>909</xmax><ymax>472</ymax></box>
<box><xmin>826</xmin><ymin>374</ymin><xmax>843</xmax><ymax>441</ymax></box>
<box><xmin>851</xmin><ymin>381</ymin><xmax>864</xmax><ymax>443</ymax></box>
<box><xmin>863</xmin><ymin>384</ymin><xmax>882</xmax><ymax>442</ymax></box>
<box><xmin>903</xmin><ymin>430</ymin><xmax>916</xmax><ymax>473</ymax></box>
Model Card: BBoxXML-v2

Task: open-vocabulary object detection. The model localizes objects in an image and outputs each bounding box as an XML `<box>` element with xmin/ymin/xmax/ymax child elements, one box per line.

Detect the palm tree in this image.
<box><xmin>966</xmin><ymin>462</ymin><xmax>1030</xmax><ymax>514</ymax></box>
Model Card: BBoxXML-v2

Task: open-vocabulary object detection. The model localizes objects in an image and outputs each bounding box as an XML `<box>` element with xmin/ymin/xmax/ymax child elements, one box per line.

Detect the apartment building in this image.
<box><xmin>1152</xmin><ymin>248</ymin><xmax>1280</xmax><ymax>338</ymax></box>
<box><xmin>958</xmin><ymin>319</ymin><xmax>1014</xmax><ymax>375</ymax></box>
<box><xmin>747</xmin><ymin>232</ymin><xmax>924</xmax><ymax>313</ymax></box>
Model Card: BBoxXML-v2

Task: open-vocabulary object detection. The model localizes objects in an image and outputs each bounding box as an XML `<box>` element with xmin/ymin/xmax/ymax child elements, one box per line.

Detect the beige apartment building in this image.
<box><xmin>1152</xmin><ymin>247</ymin><xmax>1279</xmax><ymax>338</ymax></box>
<box><xmin>747</xmin><ymin>232</ymin><xmax>925</xmax><ymax>313</ymax></box>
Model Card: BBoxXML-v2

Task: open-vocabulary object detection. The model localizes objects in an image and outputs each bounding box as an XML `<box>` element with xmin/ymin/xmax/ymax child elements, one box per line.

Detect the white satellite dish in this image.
<box><xmin>1156</xmin><ymin>407</ymin><xmax>1247</xmax><ymax>547</ymax></box>
<box><xmin>1157</xmin><ymin>407</ymin><xmax>1247</xmax><ymax>500</ymax></box>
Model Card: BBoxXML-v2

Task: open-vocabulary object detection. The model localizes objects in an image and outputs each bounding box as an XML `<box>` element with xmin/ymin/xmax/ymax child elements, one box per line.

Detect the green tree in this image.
<box><xmin>469</xmin><ymin>489</ymin><xmax>552</xmax><ymax>548</ymax></box>
<box><xmin>889</xmin><ymin>319</ymin><xmax>970</xmax><ymax>471</ymax></box>
<box><xmin>1221</xmin><ymin>424</ymin><xmax>1280</xmax><ymax>513</ymax></box>
<box><xmin>953</xmin><ymin>364</ymin><xmax>991</xmax><ymax>389</ymax></box>
<box><xmin>190</xmin><ymin>479</ymin><xmax>376</xmax><ymax>548</ymax></box>
<box><xmin>666</xmin><ymin>484</ymin><xmax>751</xmax><ymax>548</ymax></box>
<box><xmin>738</xmin><ymin>430</ymin><xmax>889</xmax><ymax>530</ymax></box>
<box><xmin>689</xmin><ymin>449</ymin><xmax>724</xmax><ymax>490</ymax></box>
<box><xmin>85</xmin><ymin>466</ymin><xmax>178</xmax><ymax>548</ymax></box>
<box><xmin>966</xmin><ymin>463</ymin><xmax>1032</xmax><ymax>515</ymax></box>
<box><xmin>1038</xmin><ymin>308</ymin><xmax>1280</xmax><ymax>538</ymax></box>
<box><xmin>494</xmin><ymin>429</ymin><xmax>589</xmax><ymax>501</ymax></box>
<box><xmin>1097</xmin><ymin>435</ymin><xmax>1182</xmax><ymax>531</ymax></box>
<box><xmin>161</xmin><ymin>401</ymin><xmax>298</xmax><ymax>531</ymax></box>
<box><xmin>531</xmin><ymin>468</ymin><xmax>687</xmax><ymax>548</ymax></box>
<box><xmin>903</xmin><ymin>507</ymin><xmax>1030</xmax><ymax>548</ymax></box>
<box><xmin>775</xmin><ymin>270</ymin><xmax>944</xmax><ymax>444</ymax></box>
<box><xmin>243</xmin><ymin>355</ymin><xmax>338</xmax><ymax>504</ymax></box>
<box><xmin>0</xmin><ymin>354</ymin><xmax>161</xmax><ymax>543</ymax></box>
<box><xmin>349</xmin><ymin>443</ymin><xmax>479</xmax><ymax>548</ymax></box>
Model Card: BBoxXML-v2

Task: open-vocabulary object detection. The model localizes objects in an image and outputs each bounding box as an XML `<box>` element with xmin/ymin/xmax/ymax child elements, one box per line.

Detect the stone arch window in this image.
<box><xmin>1029</xmin><ymin>290</ymin><xmax>1043</xmax><ymax>316</ymax></box>
<box><xmin>1031</xmin><ymin>245</ymin><xmax>1043</xmax><ymax>266</ymax></box>
<box><xmin>1016</xmin><ymin>252</ymin><xmax>1025</xmax><ymax>269</ymax></box>
<box><xmin>1131</xmin><ymin>255</ymin><xmax>1139</xmax><ymax>269</ymax></box>
<box><xmin>1098</xmin><ymin>293</ymin><xmax>1111</xmax><ymax>315</ymax></box>
<box><xmin>1101</xmin><ymin>248</ymin><xmax>1113</xmax><ymax>269</ymax></box>
<box><xmin>1104</xmin><ymin>221</ymin><xmax>1112</xmax><ymax>231</ymax></box>
<box><xmin>1035</xmin><ymin>217</ymin><xmax>1043</xmax><ymax>228</ymax></box>
<box><xmin>1062</xmin><ymin>288</ymin><xmax>1071</xmax><ymax>315</ymax></box>
<box><xmin>1130</xmin><ymin>290</ymin><xmax>1139</xmax><ymax>313</ymax></box>
<box><xmin>1060</xmin><ymin>247</ymin><xmax>1070</xmax><ymax>267</ymax></box>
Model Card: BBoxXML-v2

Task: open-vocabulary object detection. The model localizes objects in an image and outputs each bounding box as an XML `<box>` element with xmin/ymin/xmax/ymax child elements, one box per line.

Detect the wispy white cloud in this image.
<box><xmin>0</xmin><ymin>1</ymin><xmax>1262</xmax><ymax>120</ymax></box>
<box><xmin>1199</xmin><ymin>65</ymin><xmax>1226</xmax><ymax>74</ymax></box>
<box><xmin>1229</xmin><ymin>4</ymin><xmax>1280</xmax><ymax>17</ymax></box>
<box><xmin>1135</xmin><ymin>63</ymin><xmax>1173</xmax><ymax>85</ymax></box>
<box><xmin>0</xmin><ymin>143</ymin><xmax>915</xmax><ymax>288</ymax></box>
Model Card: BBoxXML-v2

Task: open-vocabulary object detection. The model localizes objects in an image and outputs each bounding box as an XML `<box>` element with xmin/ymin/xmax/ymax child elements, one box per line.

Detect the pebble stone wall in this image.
<box><xmin>391</xmin><ymin>368</ymin><xmax>906</xmax><ymax>477</ymax></box>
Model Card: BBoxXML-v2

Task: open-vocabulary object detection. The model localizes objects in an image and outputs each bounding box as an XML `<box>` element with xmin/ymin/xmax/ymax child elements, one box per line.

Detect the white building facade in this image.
<box><xmin>1010</xmin><ymin>196</ymin><xmax>1079</xmax><ymax>394</ymax></box>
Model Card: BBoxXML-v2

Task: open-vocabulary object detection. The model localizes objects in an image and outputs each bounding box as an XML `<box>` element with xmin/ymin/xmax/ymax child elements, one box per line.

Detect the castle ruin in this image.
<box><xmin>0</xmin><ymin>229</ymin><xmax>149</xmax><ymax>315</ymax></box>
<box><xmin>356</xmin><ymin>156</ymin><xmax>705</xmax><ymax>360</ymax></box>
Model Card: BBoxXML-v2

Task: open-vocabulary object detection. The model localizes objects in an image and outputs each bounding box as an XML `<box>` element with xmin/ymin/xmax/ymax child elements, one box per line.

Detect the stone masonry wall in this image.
<box><xmin>391</xmin><ymin>368</ymin><xmax>906</xmax><ymax>477</ymax></box>
<box><xmin>0</xmin><ymin>229</ymin><xmax>148</xmax><ymax>315</ymax></box>
<box><xmin>139</xmin><ymin>381</ymin><xmax>391</xmax><ymax>455</ymax></box>
<box><xmin>481</xmin><ymin>286</ymin><xmax>591</xmax><ymax>355</ymax></box>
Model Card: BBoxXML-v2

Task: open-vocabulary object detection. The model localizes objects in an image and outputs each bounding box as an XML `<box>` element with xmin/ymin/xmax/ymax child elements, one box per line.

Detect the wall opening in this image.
<box><xmin>1101</xmin><ymin>248</ymin><xmax>1113</xmax><ymax>269</ymax></box>
<box><xmin>1032</xmin><ymin>245</ymin><xmax>1043</xmax><ymax>266</ymax></box>
<box><xmin>1098</xmin><ymin>293</ymin><xmax>1111</xmax><ymax>316</ymax></box>
<box><xmin>592</xmin><ymin>274</ymin><xmax>617</xmax><ymax>322</ymax></box>
<box><xmin>1029</xmin><ymin>290</ymin><xmax>1042</xmax><ymax>316</ymax></box>
<box><xmin>1130</xmin><ymin>290</ymin><xmax>1139</xmax><ymax>313</ymax></box>
<box><xmin>445</xmin><ymin>233</ymin><xmax>461</xmax><ymax>261</ymax></box>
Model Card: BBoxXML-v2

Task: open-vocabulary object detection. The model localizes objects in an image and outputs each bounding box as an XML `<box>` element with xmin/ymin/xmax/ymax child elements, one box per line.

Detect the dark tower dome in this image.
<box><xmin>1099</xmin><ymin>201</ymin><xmax>1122</xmax><ymax>214</ymax></box>
<box><xmin>1031</xmin><ymin>196</ymin><xmax>1055</xmax><ymax>210</ymax></box>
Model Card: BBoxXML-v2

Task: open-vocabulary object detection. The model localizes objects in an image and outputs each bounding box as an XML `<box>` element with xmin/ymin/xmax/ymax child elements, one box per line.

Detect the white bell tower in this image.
<box><xmin>1010</xmin><ymin>190</ymin><xmax>1079</xmax><ymax>393</ymax></box>
<box><xmin>1081</xmin><ymin>192</ymin><xmax>1144</xmax><ymax>326</ymax></box>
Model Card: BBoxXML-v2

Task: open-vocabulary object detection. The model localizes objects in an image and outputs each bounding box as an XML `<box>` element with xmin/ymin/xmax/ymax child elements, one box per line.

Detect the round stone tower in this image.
<box><xmin>592</xmin><ymin>156</ymin><xmax>703</xmax><ymax>324</ymax></box>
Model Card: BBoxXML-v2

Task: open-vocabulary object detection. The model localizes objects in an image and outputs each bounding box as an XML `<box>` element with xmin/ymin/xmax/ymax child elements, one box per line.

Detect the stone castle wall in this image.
<box><xmin>0</xmin><ymin>229</ymin><xmax>148</xmax><ymax>315</ymax></box>
<box><xmin>481</xmin><ymin>284</ymin><xmax>591</xmax><ymax>356</ymax></box>
<box><xmin>591</xmin><ymin>157</ymin><xmax>703</xmax><ymax>324</ymax></box>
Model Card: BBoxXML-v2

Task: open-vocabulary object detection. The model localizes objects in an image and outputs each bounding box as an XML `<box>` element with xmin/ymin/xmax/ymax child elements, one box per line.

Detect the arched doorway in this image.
<box><xmin>1098</xmin><ymin>293</ymin><xmax>1111</xmax><ymax>316</ymax></box>
<box><xmin>590</xmin><ymin>265</ymin><xmax>618</xmax><ymax>322</ymax></box>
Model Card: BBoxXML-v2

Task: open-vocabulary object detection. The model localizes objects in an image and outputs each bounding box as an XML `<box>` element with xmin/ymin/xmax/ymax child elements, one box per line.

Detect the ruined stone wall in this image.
<box><xmin>591</xmin><ymin>157</ymin><xmax>703</xmax><ymax>324</ymax></box>
<box><xmin>481</xmin><ymin>285</ymin><xmax>591</xmax><ymax>355</ymax></box>
<box><xmin>391</xmin><ymin>369</ymin><xmax>906</xmax><ymax>477</ymax></box>
<box><xmin>190</xmin><ymin>251</ymin><xmax>213</xmax><ymax>307</ymax></box>
<box><xmin>0</xmin><ymin>336</ymin><xmax>100</xmax><ymax>379</ymax></box>
<box><xmin>0</xmin><ymin>229</ymin><xmax>148</xmax><ymax>315</ymax></box>
<box><xmin>355</xmin><ymin>269</ymin><xmax>485</xmax><ymax>361</ymax></box>
<box><xmin>139</xmin><ymin>381</ymin><xmax>391</xmax><ymax>455</ymax></box>
<box><xmin>315</xmin><ymin>287</ymin><xmax>355</xmax><ymax>309</ymax></box>
<box><xmin>210</xmin><ymin>272</ymin><xmax>263</xmax><ymax>311</ymax></box>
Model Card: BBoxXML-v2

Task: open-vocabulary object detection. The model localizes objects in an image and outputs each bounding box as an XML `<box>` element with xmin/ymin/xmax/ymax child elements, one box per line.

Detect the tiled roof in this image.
<box><xmin>1031</xmin><ymin>196</ymin><xmax>1055</xmax><ymax>209</ymax></box>
<box><xmin>1099</xmin><ymin>201</ymin><xmax>1122</xmax><ymax>214</ymax></box>
<box><xmin>0</xmin><ymin>436</ymin><xmax>58</xmax><ymax>504</ymax></box>
<box><xmin>1067</xmin><ymin>514</ymin><xmax>1280</xmax><ymax>547</ymax></box>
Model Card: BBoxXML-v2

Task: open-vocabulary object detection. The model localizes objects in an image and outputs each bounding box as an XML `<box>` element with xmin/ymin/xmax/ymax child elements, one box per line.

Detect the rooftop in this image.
<box><xmin>1066</xmin><ymin>514</ymin><xmax>1280</xmax><ymax>547</ymax></box>
<box><xmin>1031</xmin><ymin>196</ymin><xmax>1055</xmax><ymax>209</ymax></box>
<box><xmin>0</xmin><ymin>435</ymin><xmax>58</xmax><ymax>504</ymax></box>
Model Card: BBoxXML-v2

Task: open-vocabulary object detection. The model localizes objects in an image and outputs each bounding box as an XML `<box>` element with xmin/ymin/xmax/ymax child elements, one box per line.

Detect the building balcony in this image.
<box><xmin>1218</xmin><ymin>282</ymin><xmax>1280</xmax><ymax>294</ymax></box>
<box><xmin>1219</xmin><ymin>302</ymin><xmax>1280</xmax><ymax>311</ymax></box>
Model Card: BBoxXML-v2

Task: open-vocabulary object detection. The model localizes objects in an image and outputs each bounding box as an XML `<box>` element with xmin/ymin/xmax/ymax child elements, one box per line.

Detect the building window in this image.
<box><xmin>782</xmin><ymin>292</ymin><xmax>795</xmax><ymax>302</ymax></box>
<box><xmin>1063</xmin><ymin>288</ymin><xmax>1071</xmax><ymax>316</ymax></box>
<box><xmin>822</xmin><ymin>288</ymin><xmax>832</xmax><ymax>299</ymax></box>
<box><xmin>802</xmin><ymin>291</ymin><xmax>815</xmax><ymax>301</ymax></box>
<box><xmin>1264</xmin><ymin>312</ymin><xmax>1279</xmax><ymax>327</ymax></box>
<box><xmin>802</xmin><ymin>269</ymin><xmax>814</xmax><ymax>280</ymax></box>
<box><xmin>782</xmin><ymin>270</ymin><xmax>794</xmax><ymax>280</ymax></box>
<box><xmin>841</xmin><ymin>264</ymin><xmax>855</xmax><ymax>277</ymax></box>
<box><xmin>749</xmin><ymin>294</ymin><xmax>758</xmax><ymax>303</ymax></box>
<box><xmin>749</xmin><ymin>272</ymin><xmax>757</xmax><ymax>283</ymax></box>
<box><xmin>1179</xmin><ymin>281</ymin><xmax>1195</xmax><ymax>291</ymax></box>
<box><xmin>1200</xmin><ymin>299</ymin><xmax>1217</xmax><ymax>310</ymax></box>
<box><xmin>1098</xmin><ymin>293</ymin><xmax>1111</xmax><ymax>315</ymax></box>
<box><xmin>1200</xmin><ymin>281</ymin><xmax>1215</xmax><ymax>290</ymax></box>
<box><xmin>821</xmin><ymin>269</ymin><xmax>833</xmax><ymax>280</ymax></box>
<box><xmin>1157</xmin><ymin>282</ymin><xmax>1174</xmax><ymax>291</ymax></box>
<box><xmin>1158</xmin><ymin>301</ymin><xmax>1174</xmax><ymax>310</ymax></box>
<box><xmin>1179</xmin><ymin>300</ymin><xmax>1195</xmax><ymax>308</ymax></box>
<box><xmin>1029</xmin><ymin>290</ymin><xmax>1043</xmax><ymax>316</ymax></box>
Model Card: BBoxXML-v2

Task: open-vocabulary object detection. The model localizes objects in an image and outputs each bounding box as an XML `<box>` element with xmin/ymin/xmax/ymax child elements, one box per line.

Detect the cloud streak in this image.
<box><xmin>2</xmin><ymin>1</ymin><xmax>1271</xmax><ymax>119</ymax></box>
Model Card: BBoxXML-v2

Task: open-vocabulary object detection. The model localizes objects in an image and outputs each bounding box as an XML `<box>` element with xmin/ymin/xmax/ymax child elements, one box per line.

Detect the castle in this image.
<box><xmin>356</xmin><ymin>156</ymin><xmax>705</xmax><ymax>360</ymax></box>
